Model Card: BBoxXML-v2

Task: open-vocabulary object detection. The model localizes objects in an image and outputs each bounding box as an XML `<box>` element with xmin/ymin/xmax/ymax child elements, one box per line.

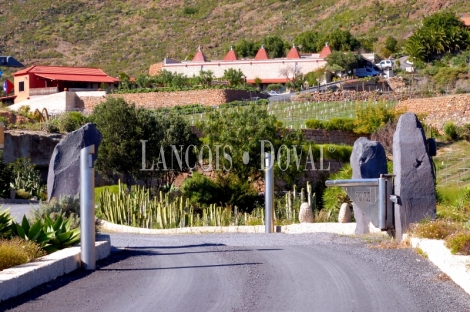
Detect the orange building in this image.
<box><xmin>12</xmin><ymin>65</ymin><xmax>118</xmax><ymax>104</ymax></box>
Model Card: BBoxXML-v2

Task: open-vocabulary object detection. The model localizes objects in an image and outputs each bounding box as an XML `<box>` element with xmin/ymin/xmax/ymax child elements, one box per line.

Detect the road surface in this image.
<box><xmin>3</xmin><ymin>232</ymin><xmax>470</xmax><ymax>311</ymax></box>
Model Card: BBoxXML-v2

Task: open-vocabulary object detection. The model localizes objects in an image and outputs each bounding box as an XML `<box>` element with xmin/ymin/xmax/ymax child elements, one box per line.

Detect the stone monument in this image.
<box><xmin>393</xmin><ymin>113</ymin><xmax>436</xmax><ymax>239</ymax></box>
<box><xmin>47</xmin><ymin>123</ymin><xmax>102</xmax><ymax>200</ymax></box>
<box><xmin>350</xmin><ymin>137</ymin><xmax>387</xmax><ymax>234</ymax></box>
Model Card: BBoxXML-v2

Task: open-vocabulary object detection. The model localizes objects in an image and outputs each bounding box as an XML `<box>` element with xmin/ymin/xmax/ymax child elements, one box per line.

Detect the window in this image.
<box><xmin>19</xmin><ymin>81</ymin><xmax>24</xmax><ymax>92</ymax></box>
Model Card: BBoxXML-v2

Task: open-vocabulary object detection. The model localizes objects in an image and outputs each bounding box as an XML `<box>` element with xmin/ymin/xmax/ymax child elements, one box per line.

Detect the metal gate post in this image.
<box><xmin>80</xmin><ymin>145</ymin><xmax>96</xmax><ymax>270</ymax></box>
<box><xmin>265</xmin><ymin>152</ymin><xmax>274</xmax><ymax>233</ymax></box>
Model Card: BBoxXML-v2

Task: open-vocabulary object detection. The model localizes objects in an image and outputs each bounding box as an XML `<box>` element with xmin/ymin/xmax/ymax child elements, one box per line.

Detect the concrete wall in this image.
<box><xmin>8</xmin><ymin>91</ymin><xmax>75</xmax><ymax>114</ymax></box>
<box><xmin>163</xmin><ymin>58</ymin><xmax>326</xmax><ymax>84</ymax></box>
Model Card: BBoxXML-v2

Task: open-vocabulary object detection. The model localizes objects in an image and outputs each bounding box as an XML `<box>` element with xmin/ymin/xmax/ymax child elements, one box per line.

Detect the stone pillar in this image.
<box><xmin>47</xmin><ymin>123</ymin><xmax>102</xmax><ymax>200</ymax></box>
<box><xmin>393</xmin><ymin>113</ymin><xmax>436</xmax><ymax>240</ymax></box>
<box><xmin>350</xmin><ymin>137</ymin><xmax>387</xmax><ymax>234</ymax></box>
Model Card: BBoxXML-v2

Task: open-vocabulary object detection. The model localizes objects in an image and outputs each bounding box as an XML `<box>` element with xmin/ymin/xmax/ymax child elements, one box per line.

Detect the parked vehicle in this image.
<box><xmin>355</xmin><ymin>67</ymin><xmax>379</xmax><ymax>78</ymax></box>
<box><xmin>376</xmin><ymin>60</ymin><xmax>393</xmax><ymax>69</ymax></box>
<box><xmin>268</xmin><ymin>90</ymin><xmax>281</xmax><ymax>96</ymax></box>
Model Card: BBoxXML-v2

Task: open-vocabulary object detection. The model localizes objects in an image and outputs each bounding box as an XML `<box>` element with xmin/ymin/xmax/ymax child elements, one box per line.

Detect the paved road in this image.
<box><xmin>1</xmin><ymin>203</ymin><xmax>35</xmax><ymax>222</ymax></box>
<box><xmin>3</xmin><ymin>232</ymin><xmax>470</xmax><ymax>311</ymax></box>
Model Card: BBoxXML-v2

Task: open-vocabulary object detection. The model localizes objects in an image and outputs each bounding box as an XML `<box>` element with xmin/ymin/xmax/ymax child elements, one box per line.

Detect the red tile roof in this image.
<box><xmin>12</xmin><ymin>65</ymin><xmax>118</xmax><ymax>83</ymax></box>
<box><xmin>13</xmin><ymin>65</ymin><xmax>113</xmax><ymax>77</ymax></box>
<box><xmin>286</xmin><ymin>45</ymin><xmax>301</xmax><ymax>59</ymax></box>
<box><xmin>223</xmin><ymin>47</ymin><xmax>238</xmax><ymax>61</ymax></box>
<box><xmin>192</xmin><ymin>47</ymin><xmax>208</xmax><ymax>62</ymax></box>
<box><xmin>35</xmin><ymin>73</ymin><xmax>118</xmax><ymax>83</ymax></box>
<box><xmin>319</xmin><ymin>44</ymin><xmax>332</xmax><ymax>59</ymax></box>
<box><xmin>254</xmin><ymin>46</ymin><xmax>269</xmax><ymax>60</ymax></box>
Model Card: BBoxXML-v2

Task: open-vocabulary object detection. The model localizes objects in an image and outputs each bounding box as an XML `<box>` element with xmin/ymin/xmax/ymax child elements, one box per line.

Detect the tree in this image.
<box><xmin>139</xmin><ymin>113</ymin><xmax>200</xmax><ymax>191</ymax></box>
<box><xmin>279</xmin><ymin>65</ymin><xmax>305</xmax><ymax>91</ymax></box>
<box><xmin>294</xmin><ymin>31</ymin><xmax>323</xmax><ymax>52</ymax></box>
<box><xmin>323</xmin><ymin>29</ymin><xmax>360</xmax><ymax>52</ymax></box>
<box><xmin>262</xmin><ymin>35</ymin><xmax>289</xmax><ymax>58</ymax></box>
<box><xmin>233</xmin><ymin>39</ymin><xmax>259</xmax><ymax>58</ymax></box>
<box><xmin>385</xmin><ymin>36</ymin><xmax>398</xmax><ymax>53</ymax></box>
<box><xmin>195</xmin><ymin>70</ymin><xmax>214</xmax><ymax>86</ymax></box>
<box><xmin>200</xmin><ymin>104</ymin><xmax>305</xmax><ymax>189</ymax></box>
<box><xmin>90</xmin><ymin>97</ymin><xmax>142</xmax><ymax>187</ymax></box>
<box><xmin>325</xmin><ymin>51</ymin><xmax>358</xmax><ymax>74</ymax></box>
<box><xmin>223</xmin><ymin>68</ymin><xmax>244</xmax><ymax>86</ymax></box>
<box><xmin>403</xmin><ymin>12</ymin><xmax>470</xmax><ymax>61</ymax></box>
<box><xmin>91</xmin><ymin>97</ymin><xmax>200</xmax><ymax>191</ymax></box>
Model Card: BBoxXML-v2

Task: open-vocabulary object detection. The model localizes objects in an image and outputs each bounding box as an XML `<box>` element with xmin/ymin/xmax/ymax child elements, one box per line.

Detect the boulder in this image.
<box><xmin>338</xmin><ymin>203</ymin><xmax>351</xmax><ymax>223</ymax></box>
<box><xmin>47</xmin><ymin>123</ymin><xmax>101</xmax><ymax>200</ymax></box>
<box><xmin>393</xmin><ymin>113</ymin><xmax>436</xmax><ymax>240</ymax></box>
<box><xmin>299</xmin><ymin>202</ymin><xmax>313</xmax><ymax>223</ymax></box>
<box><xmin>350</xmin><ymin>137</ymin><xmax>387</xmax><ymax>234</ymax></box>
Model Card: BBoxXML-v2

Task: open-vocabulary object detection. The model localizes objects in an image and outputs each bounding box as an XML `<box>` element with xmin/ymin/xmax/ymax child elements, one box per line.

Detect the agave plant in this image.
<box><xmin>41</xmin><ymin>215</ymin><xmax>80</xmax><ymax>254</ymax></box>
<box><xmin>11</xmin><ymin>216</ymin><xmax>51</xmax><ymax>246</ymax></box>
<box><xmin>0</xmin><ymin>208</ymin><xmax>14</xmax><ymax>238</ymax></box>
<box><xmin>11</xmin><ymin>215</ymin><xmax>80</xmax><ymax>254</ymax></box>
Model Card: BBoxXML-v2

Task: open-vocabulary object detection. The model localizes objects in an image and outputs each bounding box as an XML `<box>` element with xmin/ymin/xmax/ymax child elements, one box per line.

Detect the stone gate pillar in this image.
<box><xmin>393</xmin><ymin>113</ymin><xmax>436</xmax><ymax>240</ymax></box>
<box><xmin>350</xmin><ymin>137</ymin><xmax>387</xmax><ymax>234</ymax></box>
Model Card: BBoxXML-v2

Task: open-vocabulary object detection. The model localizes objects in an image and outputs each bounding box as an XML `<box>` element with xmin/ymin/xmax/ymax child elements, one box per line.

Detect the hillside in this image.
<box><xmin>0</xmin><ymin>0</ymin><xmax>468</xmax><ymax>77</ymax></box>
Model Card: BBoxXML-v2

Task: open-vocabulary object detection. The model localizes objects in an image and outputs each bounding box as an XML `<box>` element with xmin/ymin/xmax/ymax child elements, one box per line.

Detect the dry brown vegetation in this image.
<box><xmin>0</xmin><ymin>0</ymin><xmax>468</xmax><ymax>77</ymax></box>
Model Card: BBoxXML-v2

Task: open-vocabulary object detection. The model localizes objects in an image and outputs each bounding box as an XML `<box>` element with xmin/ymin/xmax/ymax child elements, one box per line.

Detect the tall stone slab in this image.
<box><xmin>350</xmin><ymin>137</ymin><xmax>387</xmax><ymax>234</ymax></box>
<box><xmin>47</xmin><ymin>123</ymin><xmax>101</xmax><ymax>200</ymax></box>
<box><xmin>393</xmin><ymin>113</ymin><xmax>436</xmax><ymax>240</ymax></box>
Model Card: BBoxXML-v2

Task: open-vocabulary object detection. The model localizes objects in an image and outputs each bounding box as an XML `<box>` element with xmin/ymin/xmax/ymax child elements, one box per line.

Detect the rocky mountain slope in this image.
<box><xmin>0</xmin><ymin>0</ymin><xmax>468</xmax><ymax>76</ymax></box>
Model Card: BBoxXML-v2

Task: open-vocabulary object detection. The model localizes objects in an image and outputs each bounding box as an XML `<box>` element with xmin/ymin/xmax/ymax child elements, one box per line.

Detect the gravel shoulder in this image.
<box><xmin>3</xmin><ymin>232</ymin><xmax>470</xmax><ymax>312</ymax></box>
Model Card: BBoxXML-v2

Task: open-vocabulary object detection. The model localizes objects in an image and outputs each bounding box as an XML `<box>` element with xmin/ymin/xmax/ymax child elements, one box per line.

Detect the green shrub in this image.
<box><xmin>29</xmin><ymin>195</ymin><xmax>81</xmax><ymax>229</ymax></box>
<box><xmin>0</xmin><ymin>237</ymin><xmax>46</xmax><ymax>270</ymax></box>
<box><xmin>9</xmin><ymin>157</ymin><xmax>44</xmax><ymax>199</ymax></box>
<box><xmin>325</xmin><ymin>118</ymin><xmax>355</xmax><ymax>131</ymax></box>
<box><xmin>354</xmin><ymin>103</ymin><xmax>397</xmax><ymax>134</ymax></box>
<box><xmin>445</xmin><ymin>232</ymin><xmax>470</xmax><ymax>255</ymax></box>
<box><xmin>181</xmin><ymin>172</ymin><xmax>219</xmax><ymax>207</ymax></box>
<box><xmin>58</xmin><ymin>112</ymin><xmax>87</xmax><ymax>133</ymax></box>
<box><xmin>322</xmin><ymin>163</ymin><xmax>352</xmax><ymax>221</ymax></box>
<box><xmin>443</xmin><ymin>122</ymin><xmax>458</xmax><ymax>140</ymax></box>
<box><xmin>266</xmin><ymin>84</ymin><xmax>282</xmax><ymax>92</ymax></box>
<box><xmin>44</xmin><ymin>119</ymin><xmax>60</xmax><ymax>133</ymax></box>
<box><xmin>305</xmin><ymin>119</ymin><xmax>325</xmax><ymax>129</ymax></box>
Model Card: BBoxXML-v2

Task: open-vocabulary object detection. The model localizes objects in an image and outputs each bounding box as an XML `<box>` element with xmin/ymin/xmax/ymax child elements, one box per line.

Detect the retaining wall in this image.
<box><xmin>76</xmin><ymin>89</ymin><xmax>263</xmax><ymax>112</ymax></box>
<box><xmin>395</xmin><ymin>94</ymin><xmax>470</xmax><ymax>131</ymax></box>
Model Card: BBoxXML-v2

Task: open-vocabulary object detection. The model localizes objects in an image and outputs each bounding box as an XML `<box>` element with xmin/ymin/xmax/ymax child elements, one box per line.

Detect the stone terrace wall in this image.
<box><xmin>76</xmin><ymin>89</ymin><xmax>263</xmax><ymax>112</ymax></box>
<box><xmin>395</xmin><ymin>94</ymin><xmax>470</xmax><ymax>131</ymax></box>
<box><xmin>302</xmin><ymin>129</ymin><xmax>364</xmax><ymax>145</ymax></box>
<box><xmin>191</xmin><ymin>127</ymin><xmax>363</xmax><ymax>145</ymax></box>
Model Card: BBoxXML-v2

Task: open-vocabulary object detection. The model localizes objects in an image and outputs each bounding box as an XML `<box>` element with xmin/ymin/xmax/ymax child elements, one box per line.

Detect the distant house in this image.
<box><xmin>155</xmin><ymin>44</ymin><xmax>375</xmax><ymax>90</ymax></box>
<box><xmin>12</xmin><ymin>65</ymin><xmax>118</xmax><ymax>104</ymax></box>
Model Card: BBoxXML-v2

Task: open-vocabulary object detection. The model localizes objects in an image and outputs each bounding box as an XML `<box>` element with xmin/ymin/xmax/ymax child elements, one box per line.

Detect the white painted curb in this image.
<box><xmin>411</xmin><ymin>237</ymin><xmax>470</xmax><ymax>296</ymax></box>
<box><xmin>98</xmin><ymin>219</ymin><xmax>383</xmax><ymax>235</ymax></box>
<box><xmin>0</xmin><ymin>240</ymin><xmax>111</xmax><ymax>302</ymax></box>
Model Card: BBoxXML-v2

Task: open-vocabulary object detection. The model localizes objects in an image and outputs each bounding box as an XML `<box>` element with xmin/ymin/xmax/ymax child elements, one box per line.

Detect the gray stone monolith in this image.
<box><xmin>47</xmin><ymin>123</ymin><xmax>102</xmax><ymax>200</ymax></box>
<box><xmin>393</xmin><ymin>113</ymin><xmax>436</xmax><ymax>240</ymax></box>
<box><xmin>350</xmin><ymin>137</ymin><xmax>387</xmax><ymax>234</ymax></box>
